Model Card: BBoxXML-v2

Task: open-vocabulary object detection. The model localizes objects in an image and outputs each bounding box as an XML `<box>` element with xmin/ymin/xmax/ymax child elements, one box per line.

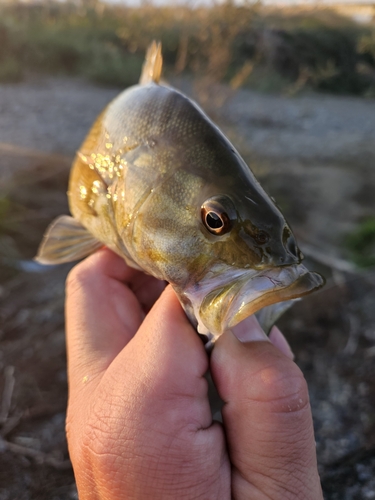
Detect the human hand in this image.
<box><xmin>65</xmin><ymin>248</ymin><xmax>323</xmax><ymax>499</ymax></box>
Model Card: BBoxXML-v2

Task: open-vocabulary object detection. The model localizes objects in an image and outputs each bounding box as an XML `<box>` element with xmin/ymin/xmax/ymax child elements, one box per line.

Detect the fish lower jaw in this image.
<box><xmin>227</xmin><ymin>267</ymin><xmax>324</xmax><ymax>329</ymax></box>
<box><xmin>195</xmin><ymin>264</ymin><xmax>324</xmax><ymax>342</ymax></box>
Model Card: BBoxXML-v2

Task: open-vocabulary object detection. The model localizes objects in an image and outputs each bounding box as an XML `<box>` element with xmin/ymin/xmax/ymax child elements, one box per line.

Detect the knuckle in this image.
<box><xmin>66</xmin><ymin>260</ymin><xmax>93</xmax><ymax>297</ymax></box>
<box><xmin>66</xmin><ymin>397</ymin><xmax>120</xmax><ymax>469</ymax></box>
<box><xmin>245</xmin><ymin>354</ymin><xmax>310</xmax><ymax>415</ymax></box>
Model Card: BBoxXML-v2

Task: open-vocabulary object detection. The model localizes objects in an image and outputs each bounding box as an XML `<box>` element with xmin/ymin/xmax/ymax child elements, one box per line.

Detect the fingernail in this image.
<box><xmin>231</xmin><ymin>315</ymin><xmax>270</xmax><ymax>343</ymax></box>
<box><xmin>269</xmin><ymin>326</ymin><xmax>294</xmax><ymax>360</ymax></box>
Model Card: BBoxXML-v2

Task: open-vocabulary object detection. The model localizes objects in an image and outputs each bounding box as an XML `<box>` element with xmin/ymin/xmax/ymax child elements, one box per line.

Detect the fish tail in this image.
<box><xmin>139</xmin><ymin>41</ymin><xmax>163</xmax><ymax>85</ymax></box>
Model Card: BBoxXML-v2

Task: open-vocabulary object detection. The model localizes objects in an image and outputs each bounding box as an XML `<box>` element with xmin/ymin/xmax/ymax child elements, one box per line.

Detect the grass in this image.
<box><xmin>346</xmin><ymin>218</ymin><xmax>375</xmax><ymax>268</ymax></box>
<box><xmin>0</xmin><ymin>1</ymin><xmax>374</xmax><ymax>96</ymax></box>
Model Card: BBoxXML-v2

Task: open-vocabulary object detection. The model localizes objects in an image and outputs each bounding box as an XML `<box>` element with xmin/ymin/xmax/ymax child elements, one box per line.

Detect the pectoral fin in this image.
<box><xmin>35</xmin><ymin>215</ymin><xmax>103</xmax><ymax>265</ymax></box>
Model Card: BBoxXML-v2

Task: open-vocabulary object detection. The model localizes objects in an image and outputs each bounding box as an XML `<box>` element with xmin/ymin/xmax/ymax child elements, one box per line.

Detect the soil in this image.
<box><xmin>0</xmin><ymin>76</ymin><xmax>374</xmax><ymax>499</ymax></box>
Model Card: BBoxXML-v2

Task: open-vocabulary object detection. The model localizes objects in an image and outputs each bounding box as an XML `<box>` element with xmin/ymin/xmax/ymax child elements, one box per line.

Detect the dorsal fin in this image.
<box><xmin>139</xmin><ymin>41</ymin><xmax>163</xmax><ymax>85</ymax></box>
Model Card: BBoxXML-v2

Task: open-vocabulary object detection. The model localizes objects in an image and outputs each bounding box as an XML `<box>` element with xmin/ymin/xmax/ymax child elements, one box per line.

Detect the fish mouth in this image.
<box><xmin>197</xmin><ymin>264</ymin><xmax>324</xmax><ymax>336</ymax></box>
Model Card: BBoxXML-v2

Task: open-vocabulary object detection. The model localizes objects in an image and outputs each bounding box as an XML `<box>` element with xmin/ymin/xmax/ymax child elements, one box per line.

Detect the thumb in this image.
<box><xmin>210</xmin><ymin>321</ymin><xmax>323</xmax><ymax>500</ymax></box>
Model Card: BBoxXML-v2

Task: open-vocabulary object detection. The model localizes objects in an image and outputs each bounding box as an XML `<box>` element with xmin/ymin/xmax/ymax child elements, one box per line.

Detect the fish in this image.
<box><xmin>36</xmin><ymin>41</ymin><xmax>324</xmax><ymax>347</ymax></box>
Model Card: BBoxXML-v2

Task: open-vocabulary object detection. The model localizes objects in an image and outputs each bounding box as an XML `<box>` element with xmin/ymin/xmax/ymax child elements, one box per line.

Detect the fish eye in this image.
<box><xmin>204</xmin><ymin>210</ymin><xmax>229</xmax><ymax>234</ymax></box>
<box><xmin>201</xmin><ymin>196</ymin><xmax>236</xmax><ymax>236</ymax></box>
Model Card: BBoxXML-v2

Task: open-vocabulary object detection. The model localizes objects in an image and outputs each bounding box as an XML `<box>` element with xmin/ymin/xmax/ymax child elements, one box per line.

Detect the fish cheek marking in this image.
<box><xmin>198</xmin><ymin>214</ymin><xmax>264</xmax><ymax>269</ymax></box>
<box><xmin>184</xmin><ymin>252</ymin><xmax>214</xmax><ymax>284</ymax></box>
<box><xmin>210</xmin><ymin>236</ymin><xmax>263</xmax><ymax>269</ymax></box>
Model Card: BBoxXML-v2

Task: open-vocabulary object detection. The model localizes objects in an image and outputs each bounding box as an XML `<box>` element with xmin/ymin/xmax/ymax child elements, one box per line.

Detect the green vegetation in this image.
<box><xmin>346</xmin><ymin>217</ymin><xmax>375</xmax><ymax>268</ymax></box>
<box><xmin>0</xmin><ymin>1</ymin><xmax>375</xmax><ymax>95</ymax></box>
<box><xmin>0</xmin><ymin>57</ymin><xmax>23</xmax><ymax>83</ymax></box>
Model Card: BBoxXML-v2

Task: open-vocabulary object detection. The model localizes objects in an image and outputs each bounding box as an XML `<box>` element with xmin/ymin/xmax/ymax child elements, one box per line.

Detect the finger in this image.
<box><xmin>232</xmin><ymin>315</ymin><xmax>295</xmax><ymax>360</ymax></box>
<box><xmin>269</xmin><ymin>326</ymin><xmax>294</xmax><ymax>360</ymax></box>
<box><xmin>129</xmin><ymin>273</ymin><xmax>166</xmax><ymax>313</ymax></box>
<box><xmin>231</xmin><ymin>314</ymin><xmax>271</xmax><ymax>343</ymax></box>
<box><xmin>112</xmin><ymin>286</ymin><xmax>211</xmax><ymax>424</ymax></box>
<box><xmin>85</xmin><ymin>248</ymin><xmax>165</xmax><ymax>312</ymax></box>
<box><xmin>65</xmin><ymin>248</ymin><xmax>146</xmax><ymax>390</ymax></box>
<box><xmin>211</xmin><ymin>330</ymin><xmax>323</xmax><ymax>500</ymax></box>
<box><xmin>73</xmin><ymin>286</ymin><xmax>229</xmax><ymax>499</ymax></box>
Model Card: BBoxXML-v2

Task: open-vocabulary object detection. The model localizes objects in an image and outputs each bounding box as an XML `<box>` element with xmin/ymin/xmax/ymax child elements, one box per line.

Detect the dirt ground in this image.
<box><xmin>0</xmin><ymin>76</ymin><xmax>375</xmax><ymax>499</ymax></box>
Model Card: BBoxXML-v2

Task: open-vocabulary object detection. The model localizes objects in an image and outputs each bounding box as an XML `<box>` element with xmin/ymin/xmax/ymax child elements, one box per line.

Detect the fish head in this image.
<box><xmin>180</xmin><ymin>154</ymin><xmax>324</xmax><ymax>340</ymax></box>
<box><xmin>198</xmin><ymin>181</ymin><xmax>302</xmax><ymax>274</ymax></box>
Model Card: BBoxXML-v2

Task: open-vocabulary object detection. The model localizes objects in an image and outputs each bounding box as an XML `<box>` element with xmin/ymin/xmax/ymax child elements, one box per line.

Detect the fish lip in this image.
<box><xmin>198</xmin><ymin>264</ymin><xmax>325</xmax><ymax>335</ymax></box>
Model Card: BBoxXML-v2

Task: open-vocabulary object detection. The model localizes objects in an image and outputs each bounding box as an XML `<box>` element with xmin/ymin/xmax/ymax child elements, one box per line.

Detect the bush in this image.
<box><xmin>0</xmin><ymin>1</ymin><xmax>374</xmax><ymax>95</ymax></box>
<box><xmin>83</xmin><ymin>48</ymin><xmax>143</xmax><ymax>87</ymax></box>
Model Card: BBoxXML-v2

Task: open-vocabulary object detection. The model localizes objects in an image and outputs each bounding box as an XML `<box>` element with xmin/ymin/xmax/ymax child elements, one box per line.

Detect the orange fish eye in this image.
<box><xmin>201</xmin><ymin>197</ymin><xmax>234</xmax><ymax>235</ymax></box>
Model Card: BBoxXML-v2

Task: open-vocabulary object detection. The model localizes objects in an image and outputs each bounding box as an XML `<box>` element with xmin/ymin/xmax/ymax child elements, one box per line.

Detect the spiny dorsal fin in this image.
<box><xmin>35</xmin><ymin>215</ymin><xmax>103</xmax><ymax>265</ymax></box>
<box><xmin>139</xmin><ymin>41</ymin><xmax>163</xmax><ymax>85</ymax></box>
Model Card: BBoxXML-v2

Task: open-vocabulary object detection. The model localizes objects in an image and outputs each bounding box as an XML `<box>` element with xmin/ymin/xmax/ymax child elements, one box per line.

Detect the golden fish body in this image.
<box><xmin>37</xmin><ymin>42</ymin><xmax>324</xmax><ymax>345</ymax></box>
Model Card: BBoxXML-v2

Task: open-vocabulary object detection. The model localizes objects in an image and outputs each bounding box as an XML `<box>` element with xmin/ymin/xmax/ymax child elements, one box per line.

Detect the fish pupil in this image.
<box><xmin>206</xmin><ymin>212</ymin><xmax>223</xmax><ymax>229</ymax></box>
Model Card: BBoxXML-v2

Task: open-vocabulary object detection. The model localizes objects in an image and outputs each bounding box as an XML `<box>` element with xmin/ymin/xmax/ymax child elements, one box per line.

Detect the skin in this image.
<box><xmin>65</xmin><ymin>248</ymin><xmax>323</xmax><ymax>500</ymax></box>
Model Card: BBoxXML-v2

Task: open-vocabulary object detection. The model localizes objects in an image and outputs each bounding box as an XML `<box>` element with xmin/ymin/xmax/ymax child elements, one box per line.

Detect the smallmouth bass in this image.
<box><xmin>36</xmin><ymin>42</ymin><xmax>324</xmax><ymax>347</ymax></box>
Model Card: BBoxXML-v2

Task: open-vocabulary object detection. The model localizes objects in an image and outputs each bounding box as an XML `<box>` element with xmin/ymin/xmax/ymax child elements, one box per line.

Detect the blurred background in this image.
<box><xmin>0</xmin><ymin>0</ymin><xmax>375</xmax><ymax>498</ymax></box>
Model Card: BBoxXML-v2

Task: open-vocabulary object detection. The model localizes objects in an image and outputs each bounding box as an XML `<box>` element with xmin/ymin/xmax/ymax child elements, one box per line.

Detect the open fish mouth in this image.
<box><xmin>196</xmin><ymin>264</ymin><xmax>324</xmax><ymax>337</ymax></box>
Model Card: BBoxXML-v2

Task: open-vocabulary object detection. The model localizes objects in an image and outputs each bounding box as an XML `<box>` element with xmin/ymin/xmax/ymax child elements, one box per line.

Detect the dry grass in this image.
<box><xmin>0</xmin><ymin>1</ymin><xmax>375</xmax><ymax>94</ymax></box>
